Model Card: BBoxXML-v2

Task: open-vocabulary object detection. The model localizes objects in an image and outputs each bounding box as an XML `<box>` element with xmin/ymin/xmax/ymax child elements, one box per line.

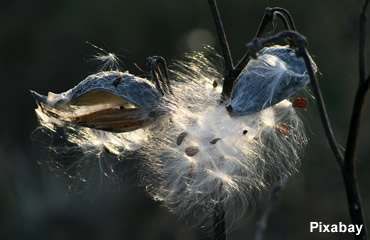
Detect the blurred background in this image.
<box><xmin>1</xmin><ymin>0</ymin><xmax>369</xmax><ymax>239</ymax></box>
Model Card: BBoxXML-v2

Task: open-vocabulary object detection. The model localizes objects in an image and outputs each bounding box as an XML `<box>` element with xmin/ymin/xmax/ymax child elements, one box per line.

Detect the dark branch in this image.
<box><xmin>248</xmin><ymin>25</ymin><xmax>369</xmax><ymax>239</ymax></box>
<box><xmin>208</xmin><ymin>0</ymin><xmax>233</xmax><ymax>73</ymax></box>
<box><xmin>208</xmin><ymin>0</ymin><xmax>236</xmax><ymax>103</ymax></box>
<box><xmin>234</xmin><ymin>8</ymin><xmax>297</xmax><ymax>78</ymax></box>
<box><xmin>233</xmin><ymin>11</ymin><xmax>270</xmax><ymax>77</ymax></box>
<box><xmin>247</xmin><ymin>31</ymin><xmax>344</xmax><ymax>163</ymax></box>
<box><xmin>300</xmin><ymin>48</ymin><xmax>345</xmax><ymax>164</ymax></box>
<box><xmin>359</xmin><ymin>0</ymin><xmax>368</xmax><ymax>85</ymax></box>
<box><xmin>344</xmin><ymin>86</ymin><xmax>368</xmax><ymax>174</ymax></box>
<box><xmin>341</xmin><ymin>1</ymin><xmax>369</xmax><ymax>239</ymax></box>
<box><xmin>272</xmin><ymin>12</ymin><xmax>290</xmax><ymax>34</ymax></box>
<box><xmin>210</xmin><ymin>5</ymin><xmax>300</xmax><ymax>101</ymax></box>
<box><xmin>270</xmin><ymin>7</ymin><xmax>297</xmax><ymax>31</ymax></box>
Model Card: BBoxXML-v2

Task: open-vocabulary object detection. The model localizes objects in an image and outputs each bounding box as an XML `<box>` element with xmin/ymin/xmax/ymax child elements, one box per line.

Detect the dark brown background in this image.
<box><xmin>1</xmin><ymin>0</ymin><xmax>369</xmax><ymax>239</ymax></box>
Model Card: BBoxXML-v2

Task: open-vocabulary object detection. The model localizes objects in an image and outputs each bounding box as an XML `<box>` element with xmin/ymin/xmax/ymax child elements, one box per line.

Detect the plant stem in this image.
<box><xmin>207</xmin><ymin>0</ymin><xmax>233</xmax><ymax>73</ymax></box>
<box><xmin>247</xmin><ymin>26</ymin><xmax>369</xmax><ymax>239</ymax></box>
<box><xmin>340</xmin><ymin>1</ymin><xmax>369</xmax><ymax>239</ymax></box>
<box><xmin>207</xmin><ymin>0</ymin><xmax>236</xmax><ymax>103</ymax></box>
<box><xmin>234</xmin><ymin>7</ymin><xmax>297</xmax><ymax>82</ymax></box>
<box><xmin>300</xmin><ymin>48</ymin><xmax>345</xmax><ymax>163</ymax></box>
<box><xmin>207</xmin><ymin>1</ymin><xmax>230</xmax><ymax>237</ymax></box>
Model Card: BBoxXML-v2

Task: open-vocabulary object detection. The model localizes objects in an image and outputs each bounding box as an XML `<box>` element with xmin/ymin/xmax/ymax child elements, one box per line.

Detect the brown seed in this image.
<box><xmin>213</xmin><ymin>80</ymin><xmax>218</xmax><ymax>88</ymax></box>
<box><xmin>176</xmin><ymin>132</ymin><xmax>188</xmax><ymax>145</ymax></box>
<box><xmin>275</xmin><ymin>123</ymin><xmax>290</xmax><ymax>135</ymax></box>
<box><xmin>210</xmin><ymin>138</ymin><xmax>221</xmax><ymax>144</ymax></box>
<box><xmin>292</xmin><ymin>98</ymin><xmax>308</xmax><ymax>109</ymax></box>
<box><xmin>185</xmin><ymin>146</ymin><xmax>199</xmax><ymax>157</ymax></box>
<box><xmin>219</xmin><ymin>182</ymin><xmax>223</xmax><ymax>191</ymax></box>
<box><xmin>243</xmin><ymin>130</ymin><xmax>248</xmax><ymax>135</ymax></box>
<box><xmin>112</xmin><ymin>74</ymin><xmax>123</xmax><ymax>87</ymax></box>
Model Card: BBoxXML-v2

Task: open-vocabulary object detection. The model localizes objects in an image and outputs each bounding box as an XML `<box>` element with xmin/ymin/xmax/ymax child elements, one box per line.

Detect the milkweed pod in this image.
<box><xmin>228</xmin><ymin>45</ymin><xmax>317</xmax><ymax>116</ymax></box>
<box><xmin>31</xmin><ymin>71</ymin><xmax>166</xmax><ymax>132</ymax></box>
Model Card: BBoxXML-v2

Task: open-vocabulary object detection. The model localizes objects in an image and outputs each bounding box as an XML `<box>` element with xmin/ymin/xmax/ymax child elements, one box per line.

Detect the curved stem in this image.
<box><xmin>359</xmin><ymin>0</ymin><xmax>368</xmax><ymax>85</ymax></box>
<box><xmin>300</xmin><ymin>48</ymin><xmax>345</xmax><ymax>163</ymax></box>
<box><xmin>247</xmin><ymin>28</ymin><xmax>368</xmax><ymax>239</ymax></box>
<box><xmin>270</xmin><ymin>7</ymin><xmax>297</xmax><ymax>31</ymax></box>
<box><xmin>208</xmin><ymin>0</ymin><xmax>233</xmax><ymax>73</ymax></box>
<box><xmin>247</xmin><ymin>31</ymin><xmax>344</xmax><ymax>162</ymax></box>
<box><xmin>272</xmin><ymin>12</ymin><xmax>290</xmax><ymax>34</ymax></box>
<box><xmin>234</xmin><ymin>8</ymin><xmax>296</xmax><ymax>78</ymax></box>
<box><xmin>341</xmin><ymin>1</ymin><xmax>369</xmax><ymax>239</ymax></box>
<box><xmin>207</xmin><ymin>0</ymin><xmax>235</xmax><ymax>103</ymax></box>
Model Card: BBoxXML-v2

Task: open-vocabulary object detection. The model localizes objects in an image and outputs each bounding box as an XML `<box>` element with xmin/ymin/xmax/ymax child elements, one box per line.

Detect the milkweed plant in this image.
<box><xmin>30</xmin><ymin>0</ymin><xmax>370</xmax><ymax>238</ymax></box>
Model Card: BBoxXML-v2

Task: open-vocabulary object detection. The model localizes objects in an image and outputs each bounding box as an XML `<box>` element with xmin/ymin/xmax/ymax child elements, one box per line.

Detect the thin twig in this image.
<box><xmin>359</xmin><ymin>0</ymin><xmax>368</xmax><ymax>85</ymax></box>
<box><xmin>234</xmin><ymin>8</ymin><xmax>297</xmax><ymax>79</ymax></box>
<box><xmin>207</xmin><ymin>1</ymin><xmax>231</xmax><ymax>237</ymax></box>
<box><xmin>233</xmin><ymin>11</ymin><xmax>270</xmax><ymax>77</ymax></box>
<box><xmin>301</xmin><ymin>47</ymin><xmax>368</xmax><ymax>240</ymax></box>
<box><xmin>341</xmin><ymin>1</ymin><xmax>369</xmax><ymax>239</ymax></box>
<box><xmin>207</xmin><ymin>0</ymin><xmax>236</xmax><ymax>102</ymax></box>
<box><xmin>247</xmin><ymin>25</ymin><xmax>369</xmax><ymax>239</ymax></box>
<box><xmin>270</xmin><ymin>7</ymin><xmax>296</xmax><ymax>31</ymax></box>
<box><xmin>346</xmin><ymin>0</ymin><xmax>369</xmax><ymax>169</ymax></box>
<box><xmin>210</xmin><ymin>2</ymin><xmax>369</xmax><ymax>239</ymax></box>
<box><xmin>210</xmin><ymin>4</ymin><xmax>300</xmax><ymax>101</ymax></box>
<box><xmin>272</xmin><ymin>12</ymin><xmax>290</xmax><ymax>33</ymax></box>
<box><xmin>207</xmin><ymin>0</ymin><xmax>233</xmax><ymax>73</ymax></box>
<box><xmin>300</xmin><ymin>48</ymin><xmax>345</xmax><ymax>163</ymax></box>
<box><xmin>248</xmin><ymin>32</ymin><xmax>344</xmax><ymax>163</ymax></box>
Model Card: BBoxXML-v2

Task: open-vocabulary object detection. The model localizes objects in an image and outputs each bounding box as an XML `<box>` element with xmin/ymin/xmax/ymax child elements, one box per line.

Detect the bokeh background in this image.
<box><xmin>1</xmin><ymin>0</ymin><xmax>370</xmax><ymax>239</ymax></box>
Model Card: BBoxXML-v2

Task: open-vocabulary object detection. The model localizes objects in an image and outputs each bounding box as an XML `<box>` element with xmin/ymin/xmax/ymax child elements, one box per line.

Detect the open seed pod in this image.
<box><xmin>228</xmin><ymin>45</ymin><xmax>316</xmax><ymax>116</ymax></box>
<box><xmin>31</xmin><ymin>71</ymin><xmax>166</xmax><ymax>132</ymax></box>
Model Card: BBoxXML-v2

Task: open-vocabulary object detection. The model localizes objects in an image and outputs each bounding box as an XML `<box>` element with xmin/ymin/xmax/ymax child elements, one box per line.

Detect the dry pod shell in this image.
<box><xmin>31</xmin><ymin>71</ymin><xmax>166</xmax><ymax>132</ymax></box>
<box><xmin>228</xmin><ymin>45</ymin><xmax>316</xmax><ymax>116</ymax></box>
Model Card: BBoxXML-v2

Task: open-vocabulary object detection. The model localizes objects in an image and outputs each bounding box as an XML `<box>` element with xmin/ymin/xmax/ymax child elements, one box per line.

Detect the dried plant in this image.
<box><xmin>30</xmin><ymin>0</ymin><xmax>369</xmax><ymax>239</ymax></box>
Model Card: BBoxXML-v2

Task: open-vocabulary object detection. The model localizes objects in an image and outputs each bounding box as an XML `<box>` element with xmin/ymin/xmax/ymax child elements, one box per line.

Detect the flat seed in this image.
<box><xmin>210</xmin><ymin>138</ymin><xmax>221</xmax><ymax>144</ymax></box>
<box><xmin>213</xmin><ymin>80</ymin><xmax>218</xmax><ymax>88</ymax></box>
<box><xmin>275</xmin><ymin>123</ymin><xmax>290</xmax><ymax>135</ymax></box>
<box><xmin>293</xmin><ymin>98</ymin><xmax>308</xmax><ymax>109</ymax></box>
<box><xmin>185</xmin><ymin>146</ymin><xmax>199</xmax><ymax>157</ymax></box>
<box><xmin>176</xmin><ymin>132</ymin><xmax>188</xmax><ymax>145</ymax></box>
<box><xmin>112</xmin><ymin>75</ymin><xmax>123</xmax><ymax>87</ymax></box>
<box><xmin>219</xmin><ymin>182</ymin><xmax>223</xmax><ymax>191</ymax></box>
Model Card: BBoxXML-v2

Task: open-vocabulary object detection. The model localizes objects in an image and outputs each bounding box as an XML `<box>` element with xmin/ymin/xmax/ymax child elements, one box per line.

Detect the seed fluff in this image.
<box><xmin>31</xmin><ymin>45</ymin><xmax>313</xmax><ymax>227</ymax></box>
<box><xmin>140</xmin><ymin>46</ymin><xmax>310</xmax><ymax>228</ymax></box>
